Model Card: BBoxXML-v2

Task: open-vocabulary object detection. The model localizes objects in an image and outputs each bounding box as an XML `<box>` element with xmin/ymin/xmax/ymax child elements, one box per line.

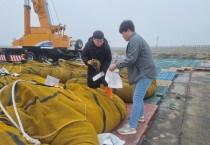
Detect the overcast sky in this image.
<box><xmin>0</xmin><ymin>0</ymin><xmax>210</xmax><ymax>47</ymax></box>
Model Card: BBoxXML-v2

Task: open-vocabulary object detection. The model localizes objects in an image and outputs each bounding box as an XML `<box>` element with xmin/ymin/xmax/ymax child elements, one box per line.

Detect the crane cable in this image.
<box><xmin>51</xmin><ymin>0</ymin><xmax>61</xmax><ymax>24</ymax></box>
<box><xmin>46</xmin><ymin>0</ymin><xmax>61</xmax><ymax>25</ymax></box>
<box><xmin>46</xmin><ymin>0</ymin><xmax>54</xmax><ymax>25</ymax></box>
<box><xmin>0</xmin><ymin>80</ymin><xmax>41</xmax><ymax>145</ymax></box>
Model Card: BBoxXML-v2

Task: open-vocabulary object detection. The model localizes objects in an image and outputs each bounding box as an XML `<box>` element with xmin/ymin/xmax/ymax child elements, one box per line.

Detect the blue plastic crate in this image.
<box><xmin>156</xmin><ymin>71</ymin><xmax>179</xmax><ymax>81</ymax></box>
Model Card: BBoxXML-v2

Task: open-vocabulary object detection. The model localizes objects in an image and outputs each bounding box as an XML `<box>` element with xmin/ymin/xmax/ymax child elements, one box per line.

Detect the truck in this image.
<box><xmin>0</xmin><ymin>0</ymin><xmax>83</xmax><ymax>62</ymax></box>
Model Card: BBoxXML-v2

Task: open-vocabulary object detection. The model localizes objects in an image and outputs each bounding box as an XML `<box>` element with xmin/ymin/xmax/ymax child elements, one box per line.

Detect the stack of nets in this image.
<box><xmin>67</xmin><ymin>68</ymin><xmax>157</xmax><ymax>103</ymax></box>
<box><xmin>0</xmin><ymin>81</ymin><xmax>126</xmax><ymax>145</ymax></box>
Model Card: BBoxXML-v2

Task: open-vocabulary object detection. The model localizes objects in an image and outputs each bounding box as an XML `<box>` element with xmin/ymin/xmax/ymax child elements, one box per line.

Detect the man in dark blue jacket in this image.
<box><xmin>82</xmin><ymin>30</ymin><xmax>113</xmax><ymax>98</ymax></box>
<box><xmin>109</xmin><ymin>20</ymin><xmax>156</xmax><ymax>134</ymax></box>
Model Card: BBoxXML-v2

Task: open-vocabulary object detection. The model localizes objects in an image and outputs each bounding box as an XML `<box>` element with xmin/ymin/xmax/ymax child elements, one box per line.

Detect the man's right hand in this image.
<box><xmin>109</xmin><ymin>64</ymin><xmax>117</xmax><ymax>72</ymax></box>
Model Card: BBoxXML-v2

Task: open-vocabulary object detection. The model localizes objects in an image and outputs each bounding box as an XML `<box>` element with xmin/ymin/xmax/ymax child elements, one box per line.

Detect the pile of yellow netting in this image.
<box><xmin>0</xmin><ymin>81</ymin><xmax>126</xmax><ymax>145</ymax></box>
<box><xmin>21</xmin><ymin>60</ymin><xmax>87</xmax><ymax>83</ymax></box>
<box><xmin>66</xmin><ymin>68</ymin><xmax>157</xmax><ymax>103</ymax></box>
<box><xmin>0</xmin><ymin>122</ymin><xmax>43</xmax><ymax>145</ymax></box>
<box><xmin>0</xmin><ymin>61</ymin><xmax>156</xmax><ymax>103</ymax></box>
<box><xmin>0</xmin><ymin>59</ymin><xmax>156</xmax><ymax>144</ymax></box>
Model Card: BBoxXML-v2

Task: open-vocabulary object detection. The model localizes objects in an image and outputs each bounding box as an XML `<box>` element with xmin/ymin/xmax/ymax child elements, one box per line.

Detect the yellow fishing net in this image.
<box><xmin>0</xmin><ymin>81</ymin><xmax>126</xmax><ymax>144</ymax></box>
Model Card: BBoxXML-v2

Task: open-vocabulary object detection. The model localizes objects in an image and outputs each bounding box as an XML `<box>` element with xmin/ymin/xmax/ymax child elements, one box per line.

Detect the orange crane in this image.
<box><xmin>12</xmin><ymin>0</ymin><xmax>83</xmax><ymax>61</ymax></box>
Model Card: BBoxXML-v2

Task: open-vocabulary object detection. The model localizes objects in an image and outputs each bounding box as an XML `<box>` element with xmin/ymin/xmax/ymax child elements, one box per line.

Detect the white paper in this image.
<box><xmin>113</xmin><ymin>68</ymin><xmax>119</xmax><ymax>73</ymax></box>
<box><xmin>92</xmin><ymin>72</ymin><xmax>104</xmax><ymax>81</ymax></box>
<box><xmin>0</xmin><ymin>67</ymin><xmax>9</xmax><ymax>75</ymax></box>
<box><xmin>11</xmin><ymin>73</ymin><xmax>20</xmax><ymax>77</ymax></box>
<box><xmin>105</xmin><ymin>70</ymin><xmax>123</xmax><ymax>88</ymax></box>
<box><xmin>45</xmin><ymin>75</ymin><xmax>60</xmax><ymax>86</ymax></box>
<box><xmin>98</xmin><ymin>133</ymin><xmax>125</xmax><ymax>145</ymax></box>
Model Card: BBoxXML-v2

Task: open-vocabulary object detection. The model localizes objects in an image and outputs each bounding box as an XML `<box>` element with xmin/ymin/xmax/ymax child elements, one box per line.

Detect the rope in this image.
<box><xmin>46</xmin><ymin>0</ymin><xmax>54</xmax><ymax>25</ymax></box>
<box><xmin>0</xmin><ymin>80</ymin><xmax>41</xmax><ymax>145</ymax></box>
<box><xmin>52</xmin><ymin>0</ymin><xmax>60</xmax><ymax>24</ymax></box>
<box><xmin>0</xmin><ymin>86</ymin><xmax>20</xmax><ymax>129</ymax></box>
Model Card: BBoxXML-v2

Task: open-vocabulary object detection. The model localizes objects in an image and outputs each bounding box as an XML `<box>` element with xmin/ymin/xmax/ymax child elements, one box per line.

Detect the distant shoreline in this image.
<box><xmin>111</xmin><ymin>44</ymin><xmax>210</xmax><ymax>59</ymax></box>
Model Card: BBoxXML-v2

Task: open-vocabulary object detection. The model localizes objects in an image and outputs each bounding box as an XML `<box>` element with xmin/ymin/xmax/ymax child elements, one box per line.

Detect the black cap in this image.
<box><xmin>93</xmin><ymin>30</ymin><xmax>104</xmax><ymax>39</ymax></box>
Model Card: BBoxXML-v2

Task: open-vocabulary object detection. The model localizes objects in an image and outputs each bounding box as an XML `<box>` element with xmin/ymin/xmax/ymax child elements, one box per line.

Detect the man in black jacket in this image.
<box><xmin>82</xmin><ymin>30</ymin><xmax>112</xmax><ymax>98</ymax></box>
